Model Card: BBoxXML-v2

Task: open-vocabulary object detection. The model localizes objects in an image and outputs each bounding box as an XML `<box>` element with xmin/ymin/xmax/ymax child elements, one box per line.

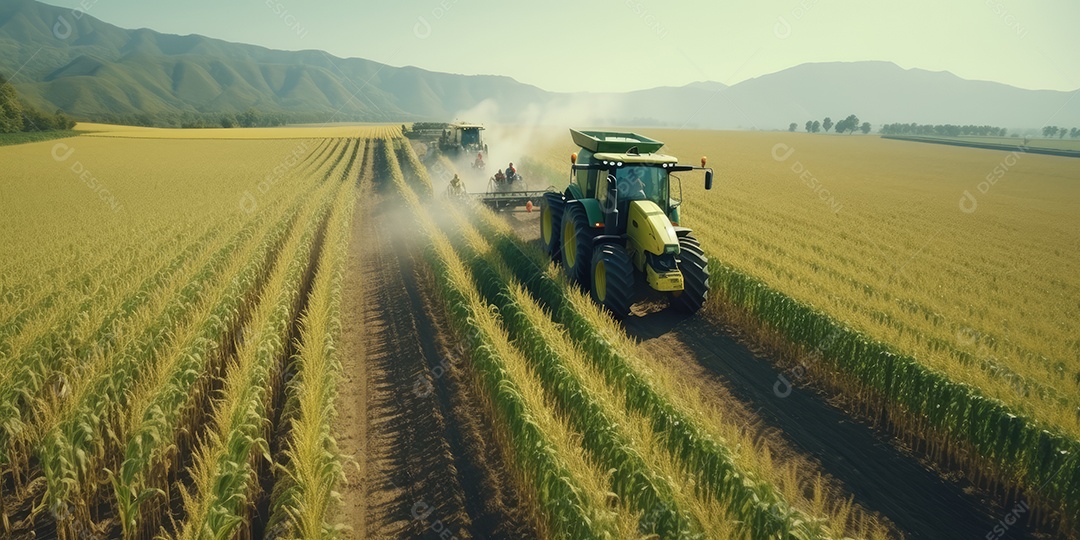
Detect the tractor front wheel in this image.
<box><xmin>673</xmin><ymin>233</ymin><xmax>709</xmax><ymax>313</ymax></box>
<box><xmin>561</xmin><ymin>204</ymin><xmax>594</xmax><ymax>288</ymax></box>
<box><xmin>540</xmin><ymin>193</ymin><xmax>565</xmax><ymax>262</ymax></box>
<box><xmin>591</xmin><ymin>243</ymin><xmax>634</xmax><ymax>318</ymax></box>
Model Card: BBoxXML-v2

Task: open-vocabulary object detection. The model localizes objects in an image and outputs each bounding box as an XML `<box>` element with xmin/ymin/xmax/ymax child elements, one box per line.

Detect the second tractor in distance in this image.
<box><xmin>540</xmin><ymin>129</ymin><xmax>714</xmax><ymax>318</ymax></box>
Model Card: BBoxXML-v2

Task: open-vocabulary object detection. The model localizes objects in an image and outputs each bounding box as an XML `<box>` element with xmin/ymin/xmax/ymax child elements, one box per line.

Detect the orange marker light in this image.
<box><xmin>571</xmin><ymin>153</ymin><xmax>578</xmax><ymax>164</ymax></box>
<box><xmin>701</xmin><ymin>156</ymin><xmax>707</xmax><ymax>167</ymax></box>
<box><xmin>526</xmin><ymin>201</ymin><xmax>533</xmax><ymax>212</ymax></box>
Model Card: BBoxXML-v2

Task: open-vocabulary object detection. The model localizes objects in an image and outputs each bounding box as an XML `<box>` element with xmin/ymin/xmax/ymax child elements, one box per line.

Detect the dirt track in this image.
<box><xmin>501</xmin><ymin>209</ymin><xmax>1028</xmax><ymax>540</ymax></box>
<box><xmin>336</xmin><ymin>169</ymin><xmax>535</xmax><ymax>538</ymax></box>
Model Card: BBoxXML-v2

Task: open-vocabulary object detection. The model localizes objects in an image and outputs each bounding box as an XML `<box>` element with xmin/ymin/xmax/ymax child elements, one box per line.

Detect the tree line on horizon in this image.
<box><xmin>786</xmin><ymin>116</ymin><xmax>1080</xmax><ymax>140</ymax></box>
<box><xmin>880</xmin><ymin>123</ymin><xmax>1008</xmax><ymax>137</ymax></box>
<box><xmin>0</xmin><ymin>73</ymin><xmax>76</xmax><ymax>133</ymax></box>
<box><xmin>1041</xmin><ymin>126</ymin><xmax>1080</xmax><ymax>139</ymax></box>
<box><xmin>789</xmin><ymin>115</ymin><xmax>870</xmax><ymax>134</ymax></box>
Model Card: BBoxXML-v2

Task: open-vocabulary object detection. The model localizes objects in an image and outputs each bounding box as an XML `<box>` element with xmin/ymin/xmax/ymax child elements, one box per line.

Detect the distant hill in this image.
<box><xmin>673</xmin><ymin>61</ymin><xmax>1080</xmax><ymax>130</ymax></box>
<box><xmin>1</xmin><ymin>0</ymin><xmax>1077</xmax><ymax>129</ymax></box>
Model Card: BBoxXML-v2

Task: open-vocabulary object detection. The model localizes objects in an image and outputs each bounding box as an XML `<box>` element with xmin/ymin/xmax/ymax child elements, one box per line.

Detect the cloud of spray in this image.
<box><xmin>445</xmin><ymin>95</ymin><xmax>623</xmax><ymax>194</ymax></box>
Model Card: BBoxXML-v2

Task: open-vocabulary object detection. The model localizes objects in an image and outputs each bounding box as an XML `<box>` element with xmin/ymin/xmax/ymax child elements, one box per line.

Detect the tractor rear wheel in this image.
<box><xmin>540</xmin><ymin>193</ymin><xmax>564</xmax><ymax>261</ymax></box>
<box><xmin>591</xmin><ymin>243</ymin><xmax>634</xmax><ymax>318</ymax></box>
<box><xmin>673</xmin><ymin>233</ymin><xmax>709</xmax><ymax>313</ymax></box>
<box><xmin>561</xmin><ymin>204</ymin><xmax>594</xmax><ymax>288</ymax></box>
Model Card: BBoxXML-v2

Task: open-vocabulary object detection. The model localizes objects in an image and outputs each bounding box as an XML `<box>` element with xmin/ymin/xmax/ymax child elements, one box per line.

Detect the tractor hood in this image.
<box><xmin>627</xmin><ymin>200</ymin><xmax>679</xmax><ymax>256</ymax></box>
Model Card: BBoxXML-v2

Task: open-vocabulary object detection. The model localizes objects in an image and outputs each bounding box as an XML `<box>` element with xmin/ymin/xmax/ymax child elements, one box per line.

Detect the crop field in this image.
<box><xmin>1</xmin><ymin>124</ymin><xmax>1077</xmax><ymax>539</ymax></box>
<box><xmin>0</xmin><ymin>128</ymin><xmax>371</xmax><ymax>538</ymax></box>
<box><xmin>74</xmin><ymin>123</ymin><xmax>402</xmax><ymax>140</ymax></box>
<box><xmin>534</xmin><ymin>129</ymin><xmax>1080</xmax><ymax>531</ymax></box>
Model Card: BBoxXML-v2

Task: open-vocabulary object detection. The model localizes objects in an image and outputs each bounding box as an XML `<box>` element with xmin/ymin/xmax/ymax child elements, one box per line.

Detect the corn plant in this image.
<box><xmin>113</xmin><ymin>150</ymin><xmax>353</xmax><ymax>539</ymax></box>
<box><xmin>177</xmin><ymin>179</ymin><xmax>344</xmax><ymax>539</ymax></box>
<box><xmin>709</xmin><ymin>259</ymin><xmax>1080</xmax><ymax>527</ymax></box>
<box><xmin>469</xmin><ymin>209</ymin><xmax>832</xmax><ymax>539</ymax></box>
<box><xmin>452</xmin><ymin>233</ymin><xmax>703</xmax><ymax>538</ymax></box>
<box><xmin>39</xmin><ymin>192</ymin><xmax>307</xmax><ymax>536</ymax></box>
<box><xmin>0</xmin><ymin>224</ymin><xmax>222</xmax><ymax>483</ymax></box>
<box><xmin>394</xmin><ymin>147</ymin><xmax>623</xmax><ymax>539</ymax></box>
<box><xmin>266</xmin><ymin>174</ymin><xmax>359</xmax><ymax>539</ymax></box>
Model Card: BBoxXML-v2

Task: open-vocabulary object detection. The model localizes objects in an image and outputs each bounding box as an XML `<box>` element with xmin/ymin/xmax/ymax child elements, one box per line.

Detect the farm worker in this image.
<box><xmin>505</xmin><ymin>162</ymin><xmax>517</xmax><ymax>184</ymax></box>
<box><xmin>494</xmin><ymin>170</ymin><xmax>506</xmax><ymax>184</ymax></box>
<box><xmin>450</xmin><ymin>174</ymin><xmax>463</xmax><ymax>194</ymax></box>
<box><xmin>475</xmin><ymin>152</ymin><xmax>484</xmax><ymax>168</ymax></box>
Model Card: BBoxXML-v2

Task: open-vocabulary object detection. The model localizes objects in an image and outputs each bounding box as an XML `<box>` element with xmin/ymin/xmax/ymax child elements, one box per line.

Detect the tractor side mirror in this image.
<box><xmin>705</xmin><ymin>170</ymin><xmax>714</xmax><ymax>190</ymax></box>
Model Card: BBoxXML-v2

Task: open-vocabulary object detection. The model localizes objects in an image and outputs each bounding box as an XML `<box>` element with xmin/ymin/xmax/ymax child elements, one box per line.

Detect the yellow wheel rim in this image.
<box><xmin>563</xmin><ymin>219</ymin><xmax>577</xmax><ymax>268</ymax></box>
<box><xmin>594</xmin><ymin>260</ymin><xmax>607</xmax><ymax>301</ymax></box>
<box><xmin>542</xmin><ymin>205</ymin><xmax>552</xmax><ymax>244</ymax></box>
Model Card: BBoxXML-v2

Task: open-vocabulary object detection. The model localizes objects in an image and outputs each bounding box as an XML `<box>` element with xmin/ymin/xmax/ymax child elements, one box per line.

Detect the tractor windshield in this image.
<box><xmin>614</xmin><ymin>165</ymin><xmax>668</xmax><ymax>210</ymax></box>
<box><xmin>460</xmin><ymin>128</ymin><xmax>480</xmax><ymax>146</ymax></box>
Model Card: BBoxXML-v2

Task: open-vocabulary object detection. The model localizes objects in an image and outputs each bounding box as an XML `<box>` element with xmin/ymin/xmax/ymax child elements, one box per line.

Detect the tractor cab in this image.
<box><xmin>578</xmin><ymin>152</ymin><xmax>680</xmax><ymax>228</ymax></box>
<box><xmin>566</xmin><ymin>130</ymin><xmax>711</xmax><ymax>231</ymax></box>
<box><xmin>441</xmin><ymin>123</ymin><xmax>486</xmax><ymax>156</ymax></box>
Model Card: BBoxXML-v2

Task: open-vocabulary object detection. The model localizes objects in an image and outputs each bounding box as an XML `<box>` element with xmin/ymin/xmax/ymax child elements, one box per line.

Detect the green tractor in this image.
<box><xmin>540</xmin><ymin>130</ymin><xmax>714</xmax><ymax>318</ymax></box>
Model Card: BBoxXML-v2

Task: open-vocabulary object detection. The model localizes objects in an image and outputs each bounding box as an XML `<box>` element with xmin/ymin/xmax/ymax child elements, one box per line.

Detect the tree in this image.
<box><xmin>836</xmin><ymin>114</ymin><xmax>860</xmax><ymax>134</ymax></box>
<box><xmin>811</xmin><ymin>120</ymin><xmax>821</xmax><ymax>133</ymax></box>
<box><xmin>0</xmin><ymin>73</ymin><xmax>24</xmax><ymax>133</ymax></box>
<box><xmin>788</xmin><ymin>122</ymin><xmax>797</xmax><ymax>132</ymax></box>
<box><xmin>860</xmin><ymin>122</ymin><xmax>871</xmax><ymax>134</ymax></box>
<box><xmin>1060</xmin><ymin>128</ymin><xmax>1068</xmax><ymax>139</ymax></box>
<box><xmin>1070</xmin><ymin>128</ymin><xmax>1080</xmax><ymax>139</ymax></box>
<box><xmin>822</xmin><ymin>117</ymin><xmax>833</xmax><ymax>133</ymax></box>
<box><xmin>1043</xmin><ymin>126</ymin><xmax>1058</xmax><ymax>138</ymax></box>
<box><xmin>20</xmin><ymin>107</ymin><xmax>57</xmax><ymax>131</ymax></box>
<box><xmin>805</xmin><ymin>120</ymin><xmax>813</xmax><ymax>133</ymax></box>
<box><xmin>220</xmin><ymin>114</ymin><xmax>237</xmax><ymax>128</ymax></box>
<box><xmin>237</xmin><ymin>108</ymin><xmax>259</xmax><ymax>128</ymax></box>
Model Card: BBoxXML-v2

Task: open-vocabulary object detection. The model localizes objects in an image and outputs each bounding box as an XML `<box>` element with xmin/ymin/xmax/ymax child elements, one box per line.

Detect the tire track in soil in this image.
<box><xmin>624</xmin><ymin>310</ymin><xmax>1008</xmax><ymax>539</ymax></box>
<box><xmin>354</xmin><ymin>195</ymin><xmax>536</xmax><ymax>540</ymax></box>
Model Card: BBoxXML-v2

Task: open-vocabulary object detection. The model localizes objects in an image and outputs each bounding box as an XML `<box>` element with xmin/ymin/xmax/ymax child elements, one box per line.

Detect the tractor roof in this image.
<box><xmin>571</xmin><ymin>129</ymin><xmax>664</xmax><ymax>153</ymax></box>
<box><xmin>451</xmin><ymin>123</ymin><xmax>485</xmax><ymax>130</ymax></box>
<box><xmin>593</xmin><ymin>152</ymin><xmax>678</xmax><ymax>164</ymax></box>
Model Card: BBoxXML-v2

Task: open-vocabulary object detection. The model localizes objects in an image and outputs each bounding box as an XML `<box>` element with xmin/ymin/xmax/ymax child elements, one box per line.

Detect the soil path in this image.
<box><xmin>336</xmin><ymin>190</ymin><xmax>536</xmax><ymax>539</ymax></box>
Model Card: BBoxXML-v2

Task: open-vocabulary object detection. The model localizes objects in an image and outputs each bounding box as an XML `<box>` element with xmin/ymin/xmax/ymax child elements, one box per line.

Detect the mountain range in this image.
<box><xmin>2</xmin><ymin>0</ymin><xmax>1077</xmax><ymax>129</ymax></box>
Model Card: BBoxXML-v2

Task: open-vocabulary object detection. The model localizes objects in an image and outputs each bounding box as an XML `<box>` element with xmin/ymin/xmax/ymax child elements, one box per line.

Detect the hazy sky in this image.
<box><xmin>39</xmin><ymin>0</ymin><xmax>1080</xmax><ymax>93</ymax></box>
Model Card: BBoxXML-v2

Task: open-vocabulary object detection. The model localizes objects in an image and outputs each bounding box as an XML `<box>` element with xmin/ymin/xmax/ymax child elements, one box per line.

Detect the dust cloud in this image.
<box><xmin>444</xmin><ymin>95</ymin><xmax>622</xmax><ymax>194</ymax></box>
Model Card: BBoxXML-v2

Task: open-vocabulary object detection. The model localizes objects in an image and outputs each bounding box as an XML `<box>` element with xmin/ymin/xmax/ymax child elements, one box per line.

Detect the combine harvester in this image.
<box><xmin>540</xmin><ymin>129</ymin><xmax>715</xmax><ymax>317</ymax></box>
